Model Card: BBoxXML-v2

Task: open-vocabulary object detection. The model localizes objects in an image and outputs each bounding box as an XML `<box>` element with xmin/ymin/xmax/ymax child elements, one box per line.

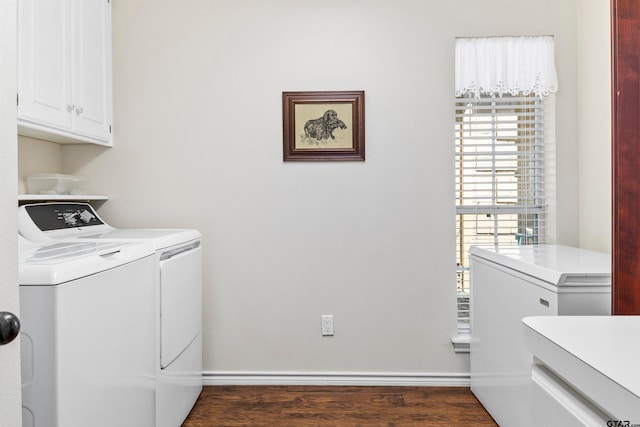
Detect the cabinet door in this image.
<box><xmin>17</xmin><ymin>0</ymin><xmax>71</xmax><ymax>131</ymax></box>
<box><xmin>70</xmin><ymin>0</ymin><xmax>112</xmax><ymax>143</ymax></box>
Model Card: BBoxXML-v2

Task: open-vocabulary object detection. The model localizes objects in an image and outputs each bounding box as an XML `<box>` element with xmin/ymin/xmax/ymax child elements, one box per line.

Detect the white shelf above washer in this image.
<box><xmin>18</xmin><ymin>194</ymin><xmax>109</xmax><ymax>202</ymax></box>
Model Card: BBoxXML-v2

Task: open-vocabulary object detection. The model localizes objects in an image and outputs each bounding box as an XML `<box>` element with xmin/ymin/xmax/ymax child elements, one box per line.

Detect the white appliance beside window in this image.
<box><xmin>470</xmin><ymin>244</ymin><xmax>611</xmax><ymax>427</ymax></box>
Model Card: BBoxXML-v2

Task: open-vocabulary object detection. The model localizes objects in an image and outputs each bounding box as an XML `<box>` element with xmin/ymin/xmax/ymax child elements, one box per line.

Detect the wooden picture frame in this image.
<box><xmin>282</xmin><ymin>91</ymin><xmax>365</xmax><ymax>161</ymax></box>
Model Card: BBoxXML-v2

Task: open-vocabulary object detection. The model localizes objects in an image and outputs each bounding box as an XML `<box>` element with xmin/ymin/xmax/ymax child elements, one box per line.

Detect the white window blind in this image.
<box><xmin>455</xmin><ymin>94</ymin><xmax>547</xmax><ymax>329</ymax></box>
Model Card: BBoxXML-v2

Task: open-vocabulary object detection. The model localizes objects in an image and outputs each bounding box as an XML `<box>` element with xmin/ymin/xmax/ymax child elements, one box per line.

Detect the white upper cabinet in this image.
<box><xmin>18</xmin><ymin>0</ymin><xmax>113</xmax><ymax>146</ymax></box>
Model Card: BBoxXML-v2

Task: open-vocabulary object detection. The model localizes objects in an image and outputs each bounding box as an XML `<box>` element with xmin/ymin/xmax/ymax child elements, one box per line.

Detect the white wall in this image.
<box><xmin>58</xmin><ymin>0</ymin><xmax>583</xmax><ymax>378</ymax></box>
<box><xmin>577</xmin><ymin>0</ymin><xmax>612</xmax><ymax>253</ymax></box>
<box><xmin>17</xmin><ymin>136</ymin><xmax>63</xmax><ymax>194</ymax></box>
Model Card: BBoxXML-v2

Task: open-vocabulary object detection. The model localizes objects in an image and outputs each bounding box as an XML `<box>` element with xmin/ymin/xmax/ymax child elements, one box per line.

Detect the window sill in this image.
<box><xmin>451</xmin><ymin>334</ymin><xmax>470</xmax><ymax>353</ymax></box>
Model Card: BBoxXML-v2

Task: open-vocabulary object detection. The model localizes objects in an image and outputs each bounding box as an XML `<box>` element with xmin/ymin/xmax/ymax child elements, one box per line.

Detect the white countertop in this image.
<box><xmin>523</xmin><ymin>316</ymin><xmax>640</xmax><ymax>422</ymax></box>
<box><xmin>470</xmin><ymin>245</ymin><xmax>611</xmax><ymax>287</ymax></box>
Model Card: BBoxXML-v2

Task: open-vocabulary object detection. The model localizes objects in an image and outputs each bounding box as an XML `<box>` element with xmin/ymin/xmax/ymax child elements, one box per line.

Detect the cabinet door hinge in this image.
<box><xmin>16</xmin><ymin>93</ymin><xmax>19</xmax><ymax>106</ymax></box>
<box><xmin>109</xmin><ymin>125</ymin><xmax>112</xmax><ymax>134</ymax></box>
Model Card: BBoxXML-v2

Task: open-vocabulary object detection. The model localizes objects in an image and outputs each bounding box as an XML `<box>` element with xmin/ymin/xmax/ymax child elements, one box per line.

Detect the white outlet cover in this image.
<box><xmin>321</xmin><ymin>315</ymin><xmax>334</xmax><ymax>336</ymax></box>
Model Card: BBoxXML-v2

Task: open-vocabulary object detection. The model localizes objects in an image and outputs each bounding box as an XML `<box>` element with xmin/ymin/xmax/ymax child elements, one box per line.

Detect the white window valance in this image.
<box><xmin>455</xmin><ymin>36</ymin><xmax>558</xmax><ymax>98</ymax></box>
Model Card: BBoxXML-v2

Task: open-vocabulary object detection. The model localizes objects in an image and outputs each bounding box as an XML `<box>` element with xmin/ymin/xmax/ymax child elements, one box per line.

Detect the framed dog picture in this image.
<box><xmin>282</xmin><ymin>91</ymin><xmax>365</xmax><ymax>161</ymax></box>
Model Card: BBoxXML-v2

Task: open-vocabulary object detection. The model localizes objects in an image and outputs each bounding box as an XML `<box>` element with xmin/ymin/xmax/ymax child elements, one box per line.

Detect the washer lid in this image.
<box><xmin>18</xmin><ymin>238</ymin><xmax>155</xmax><ymax>285</ymax></box>
<box><xmin>78</xmin><ymin>229</ymin><xmax>201</xmax><ymax>251</ymax></box>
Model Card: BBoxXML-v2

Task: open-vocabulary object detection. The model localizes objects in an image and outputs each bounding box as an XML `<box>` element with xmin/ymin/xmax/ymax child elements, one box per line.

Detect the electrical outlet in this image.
<box><xmin>321</xmin><ymin>315</ymin><xmax>334</xmax><ymax>336</ymax></box>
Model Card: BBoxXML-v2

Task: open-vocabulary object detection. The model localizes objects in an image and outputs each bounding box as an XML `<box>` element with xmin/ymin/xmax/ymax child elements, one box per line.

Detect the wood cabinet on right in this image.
<box><xmin>612</xmin><ymin>0</ymin><xmax>640</xmax><ymax>314</ymax></box>
<box><xmin>17</xmin><ymin>0</ymin><xmax>112</xmax><ymax>146</ymax></box>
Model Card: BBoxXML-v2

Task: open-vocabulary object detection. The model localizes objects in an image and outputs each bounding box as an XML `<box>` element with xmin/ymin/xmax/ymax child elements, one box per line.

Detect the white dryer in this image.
<box><xmin>18</xmin><ymin>203</ymin><xmax>203</xmax><ymax>427</ymax></box>
<box><xmin>19</xmin><ymin>236</ymin><xmax>156</xmax><ymax>427</ymax></box>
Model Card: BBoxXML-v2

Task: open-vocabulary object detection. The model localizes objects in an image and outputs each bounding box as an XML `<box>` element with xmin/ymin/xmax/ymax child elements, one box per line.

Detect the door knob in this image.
<box><xmin>0</xmin><ymin>312</ymin><xmax>20</xmax><ymax>345</ymax></box>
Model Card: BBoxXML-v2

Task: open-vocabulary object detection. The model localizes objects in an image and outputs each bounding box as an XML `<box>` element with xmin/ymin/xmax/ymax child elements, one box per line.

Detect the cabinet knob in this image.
<box><xmin>75</xmin><ymin>106</ymin><xmax>84</xmax><ymax>116</ymax></box>
<box><xmin>67</xmin><ymin>104</ymin><xmax>75</xmax><ymax>113</ymax></box>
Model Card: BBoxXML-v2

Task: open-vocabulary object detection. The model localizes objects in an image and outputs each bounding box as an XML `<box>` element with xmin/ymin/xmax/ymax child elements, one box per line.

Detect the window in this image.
<box><xmin>452</xmin><ymin>35</ymin><xmax>558</xmax><ymax>346</ymax></box>
<box><xmin>455</xmin><ymin>94</ymin><xmax>547</xmax><ymax>331</ymax></box>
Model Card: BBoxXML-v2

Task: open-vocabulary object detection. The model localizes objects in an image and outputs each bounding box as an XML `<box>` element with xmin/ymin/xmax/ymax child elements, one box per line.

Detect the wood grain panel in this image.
<box><xmin>612</xmin><ymin>0</ymin><xmax>640</xmax><ymax>314</ymax></box>
<box><xmin>182</xmin><ymin>385</ymin><xmax>497</xmax><ymax>426</ymax></box>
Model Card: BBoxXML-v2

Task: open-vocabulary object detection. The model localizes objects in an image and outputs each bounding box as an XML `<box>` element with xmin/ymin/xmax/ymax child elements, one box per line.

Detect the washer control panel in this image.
<box><xmin>24</xmin><ymin>203</ymin><xmax>104</xmax><ymax>231</ymax></box>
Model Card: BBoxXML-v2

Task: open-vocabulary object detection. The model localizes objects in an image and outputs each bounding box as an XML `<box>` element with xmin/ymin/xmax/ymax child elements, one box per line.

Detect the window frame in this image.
<box><xmin>454</xmin><ymin>94</ymin><xmax>548</xmax><ymax>337</ymax></box>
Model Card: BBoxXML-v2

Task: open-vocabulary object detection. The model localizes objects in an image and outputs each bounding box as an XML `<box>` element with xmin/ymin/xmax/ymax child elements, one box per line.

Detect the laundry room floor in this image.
<box><xmin>182</xmin><ymin>385</ymin><xmax>497</xmax><ymax>426</ymax></box>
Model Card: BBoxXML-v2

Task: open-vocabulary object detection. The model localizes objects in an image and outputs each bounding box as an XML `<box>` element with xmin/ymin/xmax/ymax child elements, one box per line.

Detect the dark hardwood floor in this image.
<box><xmin>182</xmin><ymin>385</ymin><xmax>497</xmax><ymax>426</ymax></box>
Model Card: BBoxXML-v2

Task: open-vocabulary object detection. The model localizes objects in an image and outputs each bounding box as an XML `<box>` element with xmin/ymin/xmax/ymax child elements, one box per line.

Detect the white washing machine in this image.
<box><xmin>18</xmin><ymin>236</ymin><xmax>157</xmax><ymax>427</ymax></box>
<box><xmin>18</xmin><ymin>203</ymin><xmax>203</xmax><ymax>427</ymax></box>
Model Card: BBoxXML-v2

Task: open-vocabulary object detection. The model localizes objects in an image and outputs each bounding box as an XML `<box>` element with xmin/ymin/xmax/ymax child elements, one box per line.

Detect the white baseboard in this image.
<box><xmin>203</xmin><ymin>371</ymin><xmax>470</xmax><ymax>387</ymax></box>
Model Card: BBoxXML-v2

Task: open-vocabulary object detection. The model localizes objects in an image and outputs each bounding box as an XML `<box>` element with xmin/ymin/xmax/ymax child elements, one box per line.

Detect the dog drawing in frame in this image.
<box><xmin>303</xmin><ymin>109</ymin><xmax>347</xmax><ymax>142</ymax></box>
